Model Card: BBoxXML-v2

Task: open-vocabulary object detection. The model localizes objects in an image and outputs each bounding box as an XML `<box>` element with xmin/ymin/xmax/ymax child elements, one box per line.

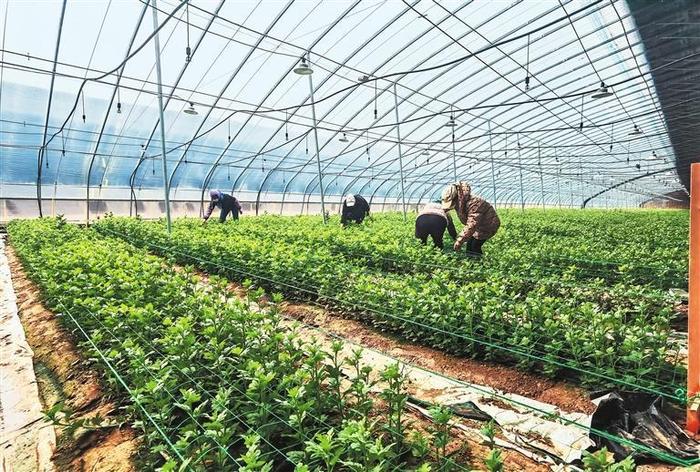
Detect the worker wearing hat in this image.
<box><xmin>441</xmin><ymin>182</ymin><xmax>500</xmax><ymax>255</ymax></box>
<box><xmin>340</xmin><ymin>194</ymin><xmax>370</xmax><ymax>227</ymax></box>
<box><xmin>203</xmin><ymin>189</ymin><xmax>243</xmax><ymax>223</ymax></box>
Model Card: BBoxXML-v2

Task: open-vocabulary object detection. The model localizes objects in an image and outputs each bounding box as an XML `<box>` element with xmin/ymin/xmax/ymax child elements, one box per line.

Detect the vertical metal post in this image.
<box><xmin>393</xmin><ymin>83</ymin><xmax>407</xmax><ymax>220</ymax></box>
<box><xmin>579</xmin><ymin>158</ymin><xmax>585</xmax><ymax>208</ymax></box>
<box><xmin>37</xmin><ymin>0</ymin><xmax>68</xmax><ymax>219</ymax></box>
<box><xmin>451</xmin><ymin>132</ymin><xmax>457</xmax><ymax>182</ymax></box>
<box><xmin>488</xmin><ymin>120</ymin><xmax>496</xmax><ymax>207</ymax></box>
<box><xmin>538</xmin><ymin>144</ymin><xmax>545</xmax><ymax>210</ymax></box>
<box><xmin>152</xmin><ymin>0</ymin><xmax>172</xmax><ymax>233</ymax></box>
<box><xmin>307</xmin><ymin>72</ymin><xmax>327</xmax><ymax>224</ymax></box>
<box><xmin>517</xmin><ymin>136</ymin><xmax>524</xmax><ymax>211</ymax></box>
<box><xmin>555</xmin><ymin>148</ymin><xmax>561</xmax><ymax>209</ymax></box>
<box><xmin>688</xmin><ymin>162</ymin><xmax>700</xmax><ymax>434</ymax></box>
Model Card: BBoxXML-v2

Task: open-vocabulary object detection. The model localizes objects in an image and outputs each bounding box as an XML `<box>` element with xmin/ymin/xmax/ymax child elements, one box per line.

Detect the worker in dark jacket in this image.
<box><xmin>415</xmin><ymin>202</ymin><xmax>457</xmax><ymax>249</ymax></box>
<box><xmin>340</xmin><ymin>194</ymin><xmax>370</xmax><ymax>226</ymax></box>
<box><xmin>203</xmin><ymin>189</ymin><xmax>243</xmax><ymax>223</ymax></box>
<box><xmin>441</xmin><ymin>182</ymin><xmax>500</xmax><ymax>255</ymax></box>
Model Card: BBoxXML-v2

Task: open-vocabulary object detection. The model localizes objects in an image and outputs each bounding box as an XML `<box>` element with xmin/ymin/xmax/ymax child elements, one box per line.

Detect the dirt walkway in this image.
<box><xmin>281</xmin><ymin>302</ymin><xmax>596</xmax><ymax>415</ymax></box>
<box><xmin>6</xmin><ymin>243</ymin><xmax>138</xmax><ymax>472</ymax></box>
<box><xmin>0</xmin><ymin>235</ymin><xmax>55</xmax><ymax>472</ymax></box>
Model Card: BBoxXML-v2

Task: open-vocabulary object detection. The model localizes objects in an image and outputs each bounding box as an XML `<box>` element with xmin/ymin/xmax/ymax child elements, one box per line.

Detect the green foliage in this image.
<box><xmin>428</xmin><ymin>405</ymin><xmax>455</xmax><ymax>471</ymax></box>
<box><xmin>480</xmin><ymin>420</ymin><xmax>497</xmax><ymax>449</ymax></box>
<box><xmin>93</xmin><ymin>210</ymin><xmax>687</xmax><ymax>397</ymax></box>
<box><xmin>483</xmin><ymin>448</ymin><xmax>504</xmax><ymax>472</ymax></box>
<box><xmin>582</xmin><ymin>448</ymin><xmax>636</xmax><ymax>472</ymax></box>
<box><xmin>7</xmin><ymin>218</ymin><xmax>441</xmax><ymax>471</ymax></box>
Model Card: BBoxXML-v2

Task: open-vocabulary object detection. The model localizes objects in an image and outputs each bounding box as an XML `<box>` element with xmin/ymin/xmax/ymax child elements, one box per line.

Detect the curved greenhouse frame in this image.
<box><xmin>0</xmin><ymin>0</ymin><xmax>693</xmax><ymax>223</ymax></box>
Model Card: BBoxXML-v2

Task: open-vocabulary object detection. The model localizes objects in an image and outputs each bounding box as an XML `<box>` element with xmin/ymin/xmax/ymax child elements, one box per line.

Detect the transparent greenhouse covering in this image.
<box><xmin>0</xmin><ymin>0</ymin><xmax>690</xmax><ymax>214</ymax></box>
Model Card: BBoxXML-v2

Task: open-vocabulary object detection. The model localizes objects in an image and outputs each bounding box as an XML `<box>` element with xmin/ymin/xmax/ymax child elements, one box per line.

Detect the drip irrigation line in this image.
<box><xmin>285</xmin><ymin>311</ymin><xmax>696</xmax><ymax>467</ymax></box>
<box><xmin>73</xmin><ymin>296</ymin><xmax>306</xmax><ymax>469</ymax></box>
<box><xmin>99</xmin><ymin>226</ymin><xmax>685</xmax><ymax>401</ymax></box>
<box><xmin>65</xmin><ymin>304</ymin><xmax>245</xmax><ymax>468</ymax></box>
<box><xmin>407</xmin><ymin>0</ymin><xmax>634</xmax><ymax>166</ymax></box>
<box><xmin>18</xmin><ymin>230</ymin><xmax>474</xmax><ymax>472</ymax></box>
<box><xmin>16</xmin><ymin>257</ymin><xmax>243</xmax><ymax>468</ymax></box>
<box><xmin>49</xmin><ymin>300</ymin><xmax>189</xmax><ymax>467</ymax></box>
<box><xmin>97</xmin><ymin>225</ymin><xmax>695</xmax><ymax>466</ymax></box>
<box><xmin>21</xmin><ymin>251</ymin><xmax>296</xmax><ymax>469</ymax></box>
<box><xmin>2</xmin><ymin>49</ymin><xmax>688</xmax><ymax>168</ymax></box>
<box><xmin>39</xmin><ymin>0</ymin><xmax>189</xmax><ymax>151</ymax></box>
<box><xmin>214</xmin><ymin>220</ymin><xmax>687</xmax><ymax>288</ymax></box>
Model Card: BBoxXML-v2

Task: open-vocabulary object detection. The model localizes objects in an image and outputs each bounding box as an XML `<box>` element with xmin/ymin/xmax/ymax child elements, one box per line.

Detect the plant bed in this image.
<box><xmin>95</xmin><ymin>213</ymin><xmax>687</xmax><ymax>402</ymax></box>
<box><xmin>5</xmin><ymin>242</ymin><xmax>138</xmax><ymax>472</ymax></box>
<box><xmin>8</xmin><ymin>218</ymin><xmax>493</xmax><ymax>471</ymax></box>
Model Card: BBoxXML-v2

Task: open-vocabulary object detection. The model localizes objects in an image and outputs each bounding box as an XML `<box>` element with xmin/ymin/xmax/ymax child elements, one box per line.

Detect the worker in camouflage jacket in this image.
<box><xmin>441</xmin><ymin>181</ymin><xmax>500</xmax><ymax>255</ymax></box>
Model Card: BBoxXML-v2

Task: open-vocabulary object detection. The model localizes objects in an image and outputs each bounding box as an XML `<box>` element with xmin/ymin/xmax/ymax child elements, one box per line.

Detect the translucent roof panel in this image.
<box><xmin>0</xmin><ymin>0</ymin><xmax>687</xmax><ymax>210</ymax></box>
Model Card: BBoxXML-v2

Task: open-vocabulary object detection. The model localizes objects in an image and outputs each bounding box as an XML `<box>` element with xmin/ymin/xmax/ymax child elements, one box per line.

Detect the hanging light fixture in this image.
<box><xmin>422</xmin><ymin>149</ymin><xmax>430</xmax><ymax>156</ymax></box>
<box><xmin>116</xmin><ymin>87</ymin><xmax>122</xmax><ymax>114</ymax></box>
<box><xmin>339</xmin><ymin>133</ymin><xmax>349</xmax><ymax>143</ymax></box>
<box><xmin>591</xmin><ymin>81</ymin><xmax>613</xmax><ymax>99</ymax></box>
<box><xmin>184</xmin><ymin>102</ymin><xmax>198</xmax><ymax>115</ymax></box>
<box><xmin>628</xmin><ymin>124</ymin><xmax>643</xmax><ymax>136</ymax></box>
<box><xmin>524</xmin><ymin>34</ymin><xmax>531</xmax><ymax>91</ymax></box>
<box><xmin>444</xmin><ymin>115</ymin><xmax>456</xmax><ymax>128</ymax></box>
<box><xmin>358</xmin><ymin>75</ymin><xmax>370</xmax><ymax>83</ymax></box>
<box><xmin>184</xmin><ymin>2</ymin><xmax>192</xmax><ymax>63</ymax></box>
<box><xmin>293</xmin><ymin>56</ymin><xmax>313</xmax><ymax>75</ymax></box>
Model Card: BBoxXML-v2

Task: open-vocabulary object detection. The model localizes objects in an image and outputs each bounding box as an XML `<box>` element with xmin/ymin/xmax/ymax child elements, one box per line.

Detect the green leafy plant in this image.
<box><xmin>582</xmin><ymin>448</ymin><xmax>635</xmax><ymax>472</ymax></box>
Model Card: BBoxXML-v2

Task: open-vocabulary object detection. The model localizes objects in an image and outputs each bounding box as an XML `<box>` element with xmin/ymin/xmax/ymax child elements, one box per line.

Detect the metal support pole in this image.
<box><xmin>307</xmin><ymin>72</ymin><xmax>327</xmax><ymax>224</ymax></box>
<box><xmin>539</xmin><ymin>144</ymin><xmax>545</xmax><ymax>210</ymax></box>
<box><xmin>579</xmin><ymin>158</ymin><xmax>585</xmax><ymax>209</ymax></box>
<box><xmin>688</xmin><ymin>162</ymin><xmax>700</xmax><ymax>434</ymax></box>
<box><xmin>37</xmin><ymin>0</ymin><xmax>68</xmax><ymax>218</ymax></box>
<box><xmin>488</xmin><ymin>120</ymin><xmax>496</xmax><ymax>207</ymax></box>
<box><xmin>556</xmin><ymin>169</ymin><xmax>561</xmax><ymax>209</ymax></box>
<box><xmin>517</xmin><ymin>137</ymin><xmax>524</xmax><ymax>211</ymax></box>
<box><xmin>393</xmin><ymin>83</ymin><xmax>407</xmax><ymax>220</ymax></box>
<box><xmin>451</xmin><ymin>132</ymin><xmax>457</xmax><ymax>182</ymax></box>
<box><xmin>555</xmin><ymin>148</ymin><xmax>561</xmax><ymax>209</ymax></box>
<box><xmin>151</xmin><ymin>0</ymin><xmax>172</xmax><ymax>233</ymax></box>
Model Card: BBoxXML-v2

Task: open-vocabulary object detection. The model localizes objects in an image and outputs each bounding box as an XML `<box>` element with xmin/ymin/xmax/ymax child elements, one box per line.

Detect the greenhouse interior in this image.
<box><xmin>1</xmin><ymin>0</ymin><xmax>699</xmax><ymax>470</ymax></box>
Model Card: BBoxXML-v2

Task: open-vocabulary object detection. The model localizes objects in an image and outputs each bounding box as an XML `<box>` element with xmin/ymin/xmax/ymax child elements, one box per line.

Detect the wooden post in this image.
<box><xmin>689</xmin><ymin>162</ymin><xmax>700</xmax><ymax>434</ymax></box>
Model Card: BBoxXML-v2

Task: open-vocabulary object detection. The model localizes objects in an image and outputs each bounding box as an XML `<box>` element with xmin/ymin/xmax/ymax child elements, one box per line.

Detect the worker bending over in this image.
<box><xmin>341</xmin><ymin>194</ymin><xmax>370</xmax><ymax>227</ymax></box>
<box><xmin>203</xmin><ymin>189</ymin><xmax>243</xmax><ymax>223</ymax></box>
<box><xmin>441</xmin><ymin>182</ymin><xmax>500</xmax><ymax>255</ymax></box>
<box><xmin>415</xmin><ymin>202</ymin><xmax>457</xmax><ymax>249</ymax></box>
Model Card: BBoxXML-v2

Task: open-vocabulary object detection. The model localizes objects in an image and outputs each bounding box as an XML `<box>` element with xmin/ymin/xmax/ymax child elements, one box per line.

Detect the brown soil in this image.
<box><xmin>6</xmin><ymin>245</ymin><xmax>138</xmax><ymax>472</ymax></box>
<box><xmin>402</xmin><ymin>407</ymin><xmax>549</xmax><ymax>472</ymax></box>
<box><xmin>281</xmin><ymin>302</ymin><xmax>596</xmax><ymax>415</ymax></box>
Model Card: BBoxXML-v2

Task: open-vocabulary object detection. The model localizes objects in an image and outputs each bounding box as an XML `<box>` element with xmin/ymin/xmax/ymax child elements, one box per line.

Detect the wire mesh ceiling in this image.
<box><xmin>0</xmin><ymin>0</ymin><xmax>690</xmax><ymax>212</ymax></box>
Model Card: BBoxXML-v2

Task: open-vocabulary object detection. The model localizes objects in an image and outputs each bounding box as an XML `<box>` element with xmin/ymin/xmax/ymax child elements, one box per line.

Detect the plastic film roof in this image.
<box><xmin>0</xmin><ymin>0</ymin><xmax>688</xmax><ymax>209</ymax></box>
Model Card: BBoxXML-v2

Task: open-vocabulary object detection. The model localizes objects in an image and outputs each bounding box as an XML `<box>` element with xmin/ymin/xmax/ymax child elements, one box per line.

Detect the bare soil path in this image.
<box><xmin>5</xmin><ymin>243</ymin><xmax>137</xmax><ymax>472</ymax></box>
